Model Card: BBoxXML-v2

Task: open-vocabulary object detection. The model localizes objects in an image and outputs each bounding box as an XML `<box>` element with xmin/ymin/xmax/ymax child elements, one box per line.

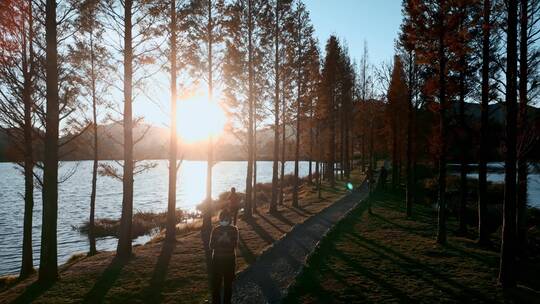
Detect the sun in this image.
<box><xmin>177</xmin><ymin>88</ymin><xmax>226</xmax><ymax>143</ymax></box>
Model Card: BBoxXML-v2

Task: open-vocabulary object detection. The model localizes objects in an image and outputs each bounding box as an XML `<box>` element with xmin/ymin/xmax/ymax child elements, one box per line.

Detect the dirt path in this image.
<box><xmin>231</xmin><ymin>181</ymin><xmax>369</xmax><ymax>304</ymax></box>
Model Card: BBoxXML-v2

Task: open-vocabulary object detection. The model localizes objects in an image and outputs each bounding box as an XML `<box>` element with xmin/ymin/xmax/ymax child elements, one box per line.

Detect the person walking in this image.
<box><xmin>227</xmin><ymin>187</ymin><xmax>241</xmax><ymax>225</ymax></box>
<box><xmin>209</xmin><ymin>210</ymin><xmax>238</xmax><ymax>304</ymax></box>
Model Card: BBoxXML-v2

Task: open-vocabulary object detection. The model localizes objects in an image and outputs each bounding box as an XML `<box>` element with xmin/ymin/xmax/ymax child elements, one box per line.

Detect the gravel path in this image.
<box><xmin>231</xmin><ymin>182</ymin><xmax>369</xmax><ymax>304</ymax></box>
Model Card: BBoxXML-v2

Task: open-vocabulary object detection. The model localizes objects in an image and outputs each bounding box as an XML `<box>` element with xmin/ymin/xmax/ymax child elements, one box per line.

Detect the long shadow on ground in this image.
<box><xmin>82</xmin><ymin>257</ymin><xmax>128</xmax><ymax>303</ymax></box>
<box><xmin>12</xmin><ymin>280</ymin><xmax>55</xmax><ymax>304</ymax></box>
<box><xmin>141</xmin><ymin>240</ymin><xmax>175</xmax><ymax>303</ymax></box>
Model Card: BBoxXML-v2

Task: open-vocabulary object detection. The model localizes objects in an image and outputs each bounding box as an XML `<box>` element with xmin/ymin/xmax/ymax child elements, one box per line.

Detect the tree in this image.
<box><xmin>320</xmin><ymin>36</ymin><xmax>342</xmax><ymax>187</ymax></box>
<box><xmin>269</xmin><ymin>0</ymin><xmax>292</xmax><ymax>213</ymax></box>
<box><xmin>40</xmin><ymin>0</ymin><xmax>61</xmax><ymax>281</ymax></box>
<box><xmin>291</xmin><ymin>1</ymin><xmax>314</xmax><ymax>207</ymax></box>
<box><xmin>223</xmin><ymin>0</ymin><xmax>270</xmax><ymax>216</ymax></box>
<box><xmin>165</xmin><ymin>0</ymin><xmax>180</xmax><ymax>243</ymax></box>
<box><xmin>517</xmin><ymin>0</ymin><xmax>540</xmax><ymax>254</ymax></box>
<box><xmin>0</xmin><ymin>0</ymin><xmax>38</xmax><ymax>278</ymax></box>
<box><xmin>387</xmin><ymin>56</ymin><xmax>408</xmax><ymax>192</ymax></box>
<box><xmin>70</xmin><ymin>0</ymin><xmax>111</xmax><ymax>255</ymax></box>
<box><xmin>453</xmin><ymin>0</ymin><xmax>478</xmax><ymax>236</ymax></box>
<box><xmin>101</xmin><ymin>0</ymin><xmax>161</xmax><ymax>259</ymax></box>
<box><xmin>185</xmin><ymin>0</ymin><xmax>225</xmax><ymax>234</ymax></box>
<box><xmin>478</xmin><ymin>0</ymin><xmax>492</xmax><ymax>246</ymax></box>
<box><xmin>499</xmin><ymin>0</ymin><xmax>518</xmax><ymax>288</ymax></box>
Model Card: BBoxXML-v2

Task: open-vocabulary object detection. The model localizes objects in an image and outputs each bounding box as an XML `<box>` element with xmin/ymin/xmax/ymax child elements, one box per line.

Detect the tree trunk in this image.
<box><xmin>117</xmin><ymin>0</ymin><xmax>134</xmax><ymax>259</ymax></box>
<box><xmin>166</xmin><ymin>0</ymin><xmax>178</xmax><ymax>243</ymax></box>
<box><xmin>344</xmin><ymin>103</ymin><xmax>350</xmax><ymax>179</ymax></box>
<box><xmin>270</xmin><ymin>0</ymin><xmax>280</xmax><ymax>213</ymax></box>
<box><xmin>436</xmin><ymin>5</ymin><xmax>448</xmax><ymax>245</ymax></box>
<box><xmin>203</xmin><ymin>0</ymin><xmax>215</xmax><ymax>235</ymax></box>
<box><xmin>245</xmin><ymin>0</ymin><xmax>254</xmax><ymax>218</ymax></box>
<box><xmin>478</xmin><ymin>0</ymin><xmax>491</xmax><ymax>246</ymax></box>
<box><xmin>406</xmin><ymin>51</ymin><xmax>414</xmax><ymax>218</ymax></box>
<box><xmin>517</xmin><ymin>0</ymin><xmax>529</xmax><ymax>256</ymax></box>
<box><xmin>309</xmin><ymin>98</ymin><xmax>313</xmax><ymax>182</ymax></box>
<box><xmin>40</xmin><ymin>0</ymin><xmax>60</xmax><ymax>281</ymax></box>
<box><xmin>88</xmin><ymin>30</ymin><xmax>98</xmax><ymax>255</ymax></box>
<box><xmin>458</xmin><ymin>50</ymin><xmax>468</xmax><ymax>235</ymax></box>
<box><xmin>392</xmin><ymin>118</ymin><xmax>398</xmax><ymax>189</ymax></box>
<box><xmin>327</xmin><ymin>93</ymin><xmax>336</xmax><ymax>187</ymax></box>
<box><xmin>20</xmin><ymin>1</ymin><xmax>35</xmax><ymax>278</ymax></box>
<box><xmin>253</xmin><ymin>125</ymin><xmax>257</xmax><ymax>211</ymax></box>
<box><xmin>499</xmin><ymin>0</ymin><xmax>518</xmax><ymax>288</ymax></box>
<box><xmin>279</xmin><ymin>84</ymin><xmax>286</xmax><ymax>206</ymax></box>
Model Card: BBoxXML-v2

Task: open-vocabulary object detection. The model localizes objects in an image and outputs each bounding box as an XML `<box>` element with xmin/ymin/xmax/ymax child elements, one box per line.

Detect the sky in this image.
<box><xmin>304</xmin><ymin>0</ymin><xmax>403</xmax><ymax>66</ymax></box>
<box><xmin>135</xmin><ymin>0</ymin><xmax>404</xmax><ymax>127</ymax></box>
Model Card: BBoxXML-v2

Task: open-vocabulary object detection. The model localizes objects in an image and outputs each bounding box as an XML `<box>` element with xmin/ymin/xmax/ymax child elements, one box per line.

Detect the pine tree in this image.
<box><xmin>320</xmin><ymin>36</ymin><xmax>342</xmax><ymax>187</ymax></box>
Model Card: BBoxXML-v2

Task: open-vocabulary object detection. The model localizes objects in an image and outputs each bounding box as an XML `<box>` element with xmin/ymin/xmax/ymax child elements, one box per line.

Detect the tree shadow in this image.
<box><xmin>82</xmin><ymin>256</ymin><xmax>128</xmax><ymax>303</ymax></box>
<box><xmin>370</xmin><ymin>213</ymin><xmax>433</xmax><ymax>237</ymax></box>
<box><xmin>238</xmin><ymin>234</ymin><xmax>256</xmax><ymax>265</ymax></box>
<box><xmin>257</xmin><ymin>212</ymin><xmax>287</xmax><ymax>234</ymax></box>
<box><xmin>12</xmin><ymin>279</ymin><xmax>55</xmax><ymax>304</ymax></box>
<box><xmin>142</xmin><ymin>240</ymin><xmax>175</xmax><ymax>303</ymax></box>
<box><xmin>271</xmin><ymin>211</ymin><xmax>295</xmax><ymax>227</ymax></box>
<box><xmin>332</xmin><ymin>249</ymin><xmax>415</xmax><ymax>303</ymax></box>
<box><xmin>349</xmin><ymin>233</ymin><xmax>495</xmax><ymax>302</ymax></box>
<box><xmin>282</xmin><ymin>205</ymin><xmax>310</xmax><ymax>217</ymax></box>
<box><xmin>244</xmin><ymin>216</ymin><xmax>276</xmax><ymax>245</ymax></box>
<box><xmin>295</xmin><ymin>206</ymin><xmax>315</xmax><ymax>216</ymax></box>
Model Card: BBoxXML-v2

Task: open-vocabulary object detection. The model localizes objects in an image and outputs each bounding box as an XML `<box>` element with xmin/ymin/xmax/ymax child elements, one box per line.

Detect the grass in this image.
<box><xmin>284</xmin><ymin>190</ymin><xmax>540</xmax><ymax>304</ymax></box>
<box><xmin>0</xmin><ymin>171</ymin><xmax>364</xmax><ymax>303</ymax></box>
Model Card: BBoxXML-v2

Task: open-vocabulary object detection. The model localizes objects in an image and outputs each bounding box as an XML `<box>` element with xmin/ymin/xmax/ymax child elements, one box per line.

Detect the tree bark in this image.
<box><xmin>245</xmin><ymin>0</ymin><xmax>254</xmax><ymax>218</ymax></box>
<box><xmin>327</xmin><ymin>93</ymin><xmax>336</xmax><ymax>187</ymax></box>
<box><xmin>478</xmin><ymin>0</ymin><xmax>491</xmax><ymax>246</ymax></box>
<box><xmin>40</xmin><ymin>0</ymin><xmax>60</xmax><ymax>281</ymax></box>
<box><xmin>279</xmin><ymin>83</ymin><xmax>286</xmax><ymax>205</ymax></box>
<box><xmin>406</xmin><ymin>50</ymin><xmax>414</xmax><ymax>218</ymax></box>
<box><xmin>20</xmin><ymin>1</ymin><xmax>35</xmax><ymax>278</ymax></box>
<box><xmin>88</xmin><ymin>29</ymin><xmax>98</xmax><ymax>255</ymax></box>
<box><xmin>292</xmin><ymin>16</ymin><xmax>301</xmax><ymax>207</ymax></box>
<box><xmin>436</xmin><ymin>2</ymin><xmax>448</xmax><ymax>245</ymax></box>
<box><xmin>270</xmin><ymin>0</ymin><xmax>280</xmax><ymax>213</ymax></box>
<box><xmin>499</xmin><ymin>0</ymin><xmax>518</xmax><ymax>288</ymax></box>
<box><xmin>458</xmin><ymin>44</ymin><xmax>468</xmax><ymax>235</ymax></box>
<box><xmin>203</xmin><ymin>0</ymin><xmax>214</xmax><ymax>235</ymax></box>
<box><xmin>517</xmin><ymin>0</ymin><xmax>529</xmax><ymax>256</ymax></box>
<box><xmin>117</xmin><ymin>0</ymin><xmax>134</xmax><ymax>259</ymax></box>
<box><xmin>166</xmin><ymin>0</ymin><xmax>178</xmax><ymax>243</ymax></box>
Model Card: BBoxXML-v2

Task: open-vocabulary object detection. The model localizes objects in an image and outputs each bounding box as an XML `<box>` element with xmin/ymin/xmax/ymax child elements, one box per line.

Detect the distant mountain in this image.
<box><xmin>2</xmin><ymin>102</ymin><xmax>537</xmax><ymax>162</ymax></box>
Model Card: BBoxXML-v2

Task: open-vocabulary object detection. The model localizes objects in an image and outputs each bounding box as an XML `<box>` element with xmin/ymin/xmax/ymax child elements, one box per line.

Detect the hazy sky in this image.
<box><xmin>136</xmin><ymin>0</ymin><xmax>404</xmax><ymax>127</ymax></box>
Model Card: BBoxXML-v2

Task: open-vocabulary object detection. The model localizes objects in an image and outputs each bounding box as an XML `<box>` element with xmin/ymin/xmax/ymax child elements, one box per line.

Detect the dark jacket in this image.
<box><xmin>209</xmin><ymin>224</ymin><xmax>239</xmax><ymax>259</ymax></box>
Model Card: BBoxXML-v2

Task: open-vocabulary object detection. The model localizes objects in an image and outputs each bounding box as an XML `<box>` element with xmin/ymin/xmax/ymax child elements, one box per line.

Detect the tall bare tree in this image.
<box><xmin>40</xmin><ymin>0</ymin><xmax>61</xmax><ymax>281</ymax></box>
<box><xmin>499</xmin><ymin>0</ymin><xmax>518</xmax><ymax>288</ymax></box>
<box><xmin>0</xmin><ymin>0</ymin><xmax>38</xmax><ymax>278</ymax></box>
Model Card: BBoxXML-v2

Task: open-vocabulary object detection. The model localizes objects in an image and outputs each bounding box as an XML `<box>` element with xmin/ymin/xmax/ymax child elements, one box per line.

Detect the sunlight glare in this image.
<box><xmin>177</xmin><ymin>88</ymin><xmax>226</xmax><ymax>143</ymax></box>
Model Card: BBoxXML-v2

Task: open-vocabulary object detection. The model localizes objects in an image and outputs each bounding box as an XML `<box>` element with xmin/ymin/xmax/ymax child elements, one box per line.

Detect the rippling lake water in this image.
<box><xmin>0</xmin><ymin>160</ymin><xmax>315</xmax><ymax>276</ymax></box>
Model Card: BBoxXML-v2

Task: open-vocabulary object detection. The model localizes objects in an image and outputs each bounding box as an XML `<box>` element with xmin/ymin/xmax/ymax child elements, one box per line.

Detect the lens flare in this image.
<box><xmin>177</xmin><ymin>88</ymin><xmax>226</xmax><ymax>143</ymax></box>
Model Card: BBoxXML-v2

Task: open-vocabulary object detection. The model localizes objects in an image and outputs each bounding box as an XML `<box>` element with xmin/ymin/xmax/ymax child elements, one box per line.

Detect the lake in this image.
<box><xmin>448</xmin><ymin>162</ymin><xmax>540</xmax><ymax>209</ymax></box>
<box><xmin>0</xmin><ymin>160</ymin><xmax>316</xmax><ymax>276</ymax></box>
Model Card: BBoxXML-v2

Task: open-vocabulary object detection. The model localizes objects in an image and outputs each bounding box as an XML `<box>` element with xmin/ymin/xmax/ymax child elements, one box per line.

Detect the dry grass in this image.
<box><xmin>285</xmin><ymin>190</ymin><xmax>540</xmax><ymax>304</ymax></box>
<box><xmin>0</xmin><ymin>171</ymin><xmax>364</xmax><ymax>304</ymax></box>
